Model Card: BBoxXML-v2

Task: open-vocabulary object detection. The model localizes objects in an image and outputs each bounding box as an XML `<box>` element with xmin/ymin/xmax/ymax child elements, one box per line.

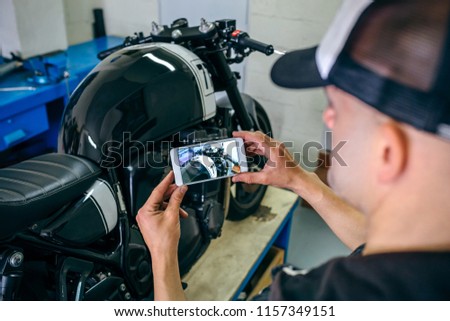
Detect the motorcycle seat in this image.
<box><xmin>0</xmin><ymin>153</ymin><xmax>101</xmax><ymax>240</ymax></box>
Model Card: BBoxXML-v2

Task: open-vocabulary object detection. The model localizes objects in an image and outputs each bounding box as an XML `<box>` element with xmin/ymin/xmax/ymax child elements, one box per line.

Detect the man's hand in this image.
<box><xmin>136</xmin><ymin>171</ymin><xmax>188</xmax><ymax>257</ymax></box>
<box><xmin>232</xmin><ymin>131</ymin><xmax>306</xmax><ymax>193</ymax></box>
<box><xmin>136</xmin><ymin>171</ymin><xmax>188</xmax><ymax>300</ymax></box>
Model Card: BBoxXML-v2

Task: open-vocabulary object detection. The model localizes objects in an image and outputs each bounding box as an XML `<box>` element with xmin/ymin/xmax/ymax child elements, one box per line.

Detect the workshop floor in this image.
<box><xmin>287</xmin><ymin>203</ymin><xmax>351</xmax><ymax>269</ymax></box>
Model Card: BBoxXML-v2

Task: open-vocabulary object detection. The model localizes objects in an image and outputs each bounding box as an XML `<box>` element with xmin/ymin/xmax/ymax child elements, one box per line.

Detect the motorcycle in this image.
<box><xmin>0</xmin><ymin>18</ymin><xmax>274</xmax><ymax>300</ymax></box>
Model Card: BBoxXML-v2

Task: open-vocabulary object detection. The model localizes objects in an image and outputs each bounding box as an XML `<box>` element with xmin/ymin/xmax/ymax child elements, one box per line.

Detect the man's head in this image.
<box><xmin>271</xmin><ymin>0</ymin><xmax>450</xmax><ymax>214</ymax></box>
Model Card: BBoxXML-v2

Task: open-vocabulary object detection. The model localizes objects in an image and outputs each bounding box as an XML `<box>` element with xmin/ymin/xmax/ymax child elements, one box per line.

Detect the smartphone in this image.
<box><xmin>170</xmin><ymin>137</ymin><xmax>248</xmax><ymax>186</ymax></box>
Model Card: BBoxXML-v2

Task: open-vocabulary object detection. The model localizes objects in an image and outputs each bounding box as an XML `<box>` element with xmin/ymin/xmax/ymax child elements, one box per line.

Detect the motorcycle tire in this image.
<box><xmin>227</xmin><ymin>100</ymin><xmax>272</xmax><ymax>221</ymax></box>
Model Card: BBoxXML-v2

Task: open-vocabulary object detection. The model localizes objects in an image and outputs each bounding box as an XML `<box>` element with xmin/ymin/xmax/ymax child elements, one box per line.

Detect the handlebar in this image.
<box><xmin>230</xmin><ymin>30</ymin><xmax>274</xmax><ymax>56</ymax></box>
<box><xmin>97</xmin><ymin>34</ymin><xmax>152</xmax><ymax>60</ymax></box>
<box><xmin>97</xmin><ymin>44</ymin><xmax>125</xmax><ymax>60</ymax></box>
<box><xmin>96</xmin><ymin>18</ymin><xmax>275</xmax><ymax>61</ymax></box>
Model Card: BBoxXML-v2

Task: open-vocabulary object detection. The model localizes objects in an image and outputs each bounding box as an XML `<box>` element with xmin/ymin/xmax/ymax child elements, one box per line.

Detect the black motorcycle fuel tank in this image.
<box><xmin>58</xmin><ymin>43</ymin><xmax>215</xmax><ymax>165</ymax></box>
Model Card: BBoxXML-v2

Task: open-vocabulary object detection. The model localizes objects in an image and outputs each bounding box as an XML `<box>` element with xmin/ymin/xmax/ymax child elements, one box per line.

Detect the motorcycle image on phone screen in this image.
<box><xmin>170</xmin><ymin>137</ymin><xmax>248</xmax><ymax>186</ymax></box>
<box><xmin>0</xmin><ymin>18</ymin><xmax>273</xmax><ymax>300</ymax></box>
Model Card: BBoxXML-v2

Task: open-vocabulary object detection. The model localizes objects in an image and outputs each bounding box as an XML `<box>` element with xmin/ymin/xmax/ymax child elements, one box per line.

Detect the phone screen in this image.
<box><xmin>172</xmin><ymin>138</ymin><xmax>247</xmax><ymax>185</ymax></box>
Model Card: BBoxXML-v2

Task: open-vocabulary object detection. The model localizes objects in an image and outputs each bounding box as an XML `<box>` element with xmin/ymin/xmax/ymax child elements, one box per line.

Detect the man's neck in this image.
<box><xmin>363</xmin><ymin>190</ymin><xmax>450</xmax><ymax>255</ymax></box>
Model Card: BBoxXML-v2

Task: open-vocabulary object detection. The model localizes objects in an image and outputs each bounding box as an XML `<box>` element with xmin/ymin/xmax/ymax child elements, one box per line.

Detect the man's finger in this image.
<box><xmin>232</xmin><ymin>171</ymin><xmax>268</xmax><ymax>185</ymax></box>
<box><xmin>245</xmin><ymin>143</ymin><xmax>266</xmax><ymax>157</ymax></box>
<box><xmin>161</xmin><ymin>202</ymin><xmax>189</xmax><ymax>218</ymax></box>
<box><xmin>166</xmin><ymin>185</ymin><xmax>188</xmax><ymax>215</ymax></box>
<box><xmin>233</xmin><ymin>131</ymin><xmax>265</xmax><ymax>145</ymax></box>
<box><xmin>143</xmin><ymin>171</ymin><xmax>175</xmax><ymax>211</ymax></box>
<box><xmin>179</xmin><ymin>207</ymin><xmax>189</xmax><ymax>219</ymax></box>
<box><xmin>234</xmin><ymin>131</ymin><xmax>275</xmax><ymax>158</ymax></box>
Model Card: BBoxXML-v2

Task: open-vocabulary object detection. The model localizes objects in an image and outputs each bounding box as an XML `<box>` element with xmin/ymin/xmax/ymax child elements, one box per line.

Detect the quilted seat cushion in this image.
<box><xmin>0</xmin><ymin>153</ymin><xmax>101</xmax><ymax>240</ymax></box>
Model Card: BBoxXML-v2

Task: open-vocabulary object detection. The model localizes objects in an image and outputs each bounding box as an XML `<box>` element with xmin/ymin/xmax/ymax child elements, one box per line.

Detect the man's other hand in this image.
<box><xmin>136</xmin><ymin>171</ymin><xmax>188</xmax><ymax>257</ymax></box>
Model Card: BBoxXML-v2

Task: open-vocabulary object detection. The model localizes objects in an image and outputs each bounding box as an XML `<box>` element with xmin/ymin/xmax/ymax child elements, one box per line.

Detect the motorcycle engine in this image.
<box><xmin>122</xmin><ymin>124</ymin><xmax>229</xmax><ymax>276</ymax></box>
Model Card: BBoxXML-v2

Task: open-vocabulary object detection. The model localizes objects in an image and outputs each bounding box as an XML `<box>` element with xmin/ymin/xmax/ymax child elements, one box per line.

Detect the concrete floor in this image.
<box><xmin>287</xmin><ymin>203</ymin><xmax>351</xmax><ymax>269</ymax></box>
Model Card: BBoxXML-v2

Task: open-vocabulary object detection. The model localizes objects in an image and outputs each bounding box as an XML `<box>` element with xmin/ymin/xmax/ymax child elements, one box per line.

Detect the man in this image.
<box><xmin>137</xmin><ymin>0</ymin><xmax>450</xmax><ymax>300</ymax></box>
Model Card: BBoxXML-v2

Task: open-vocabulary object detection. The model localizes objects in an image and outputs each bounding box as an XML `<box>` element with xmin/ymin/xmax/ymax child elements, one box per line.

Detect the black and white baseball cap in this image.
<box><xmin>271</xmin><ymin>0</ymin><xmax>450</xmax><ymax>140</ymax></box>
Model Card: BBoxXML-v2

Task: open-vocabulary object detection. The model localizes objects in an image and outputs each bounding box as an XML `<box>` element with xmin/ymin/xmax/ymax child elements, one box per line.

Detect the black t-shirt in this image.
<box><xmin>257</xmin><ymin>247</ymin><xmax>450</xmax><ymax>300</ymax></box>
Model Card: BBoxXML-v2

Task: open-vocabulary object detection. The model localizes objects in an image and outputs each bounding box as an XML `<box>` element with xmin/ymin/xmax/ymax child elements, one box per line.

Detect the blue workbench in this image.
<box><xmin>0</xmin><ymin>36</ymin><xmax>123</xmax><ymax>165</ymax></box>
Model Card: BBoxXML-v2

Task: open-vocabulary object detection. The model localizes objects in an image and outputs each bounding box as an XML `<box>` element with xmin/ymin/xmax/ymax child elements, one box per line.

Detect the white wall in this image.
<box><xmin>63</xmin><ymin>0</ymin><xmax>248</xmax><ymax>43</ymax></box>
<box><xmin>245</xmin><ymin>0</ymin><xmax>342</xmax><ymax>168</ymax></box>
<box><xmin>64</xmin><ymin>0</ymin><xmax>103</xmax><ymax>45</ymax></box>
<box><xmin>1</xmin><ymin>0</ymin><xmax>68</xmax><ymax>58</ymax></box>
<box><xmin>0</xmin><ymin>0</ymin><xmax>20</xmax><ymax>58</ymax></box>
<box><xmin>159</xmin><ymin>0</ymin><xmax>248</xmax><ymax>29</ymax></box>
<box><xmin>63</xmin><ymin>0</ymin><xmax>159</xmax><ymax>45</ymax></box>
<box><xmin>101</xmin><ymin>0</ymin><xmax>159</xmax><ymax>38</ymax></box>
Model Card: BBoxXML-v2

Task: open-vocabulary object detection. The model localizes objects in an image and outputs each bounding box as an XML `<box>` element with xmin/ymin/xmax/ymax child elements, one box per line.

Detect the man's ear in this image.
<box><xmin>376</xmin><ymin>122</ymin><xmax>408</xmax><ymax>183</ymax></box>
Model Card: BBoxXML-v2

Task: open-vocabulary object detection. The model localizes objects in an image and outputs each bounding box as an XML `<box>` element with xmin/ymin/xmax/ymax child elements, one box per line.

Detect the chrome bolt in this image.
<box><xmin>124</xmin><ymin>292</ymin><xmax>131</xmax><ymax>300</ymax></box>
<box><xmin>151</xmin><ymin>22</ymin><xmax>164</xmax><ymax>35</ymax></box>
<box><xmin>172</xmin><ymin>29</ymin><xmax>182</xmax><ymax>39</ymax></box>
<box><xmin>199</xmin><ymin>18</ymin><xmax>214</xmax><ymax>34</ymax></box>
<box><xmin>9</xmin><ymin>252</ymin><xmax>24</xmax><ymax>268</ymax></box>
<box><xmin>119</xmin><ymin>284</ymin><xmax>126</xmax><ymax>292</ymax></box>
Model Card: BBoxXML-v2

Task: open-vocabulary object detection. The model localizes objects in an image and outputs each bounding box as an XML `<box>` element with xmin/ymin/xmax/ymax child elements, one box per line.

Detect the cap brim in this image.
<box><xmin>270</xmin><ymin>46</ymin><xmax>328</xmax><ymax>89</ymax></box>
